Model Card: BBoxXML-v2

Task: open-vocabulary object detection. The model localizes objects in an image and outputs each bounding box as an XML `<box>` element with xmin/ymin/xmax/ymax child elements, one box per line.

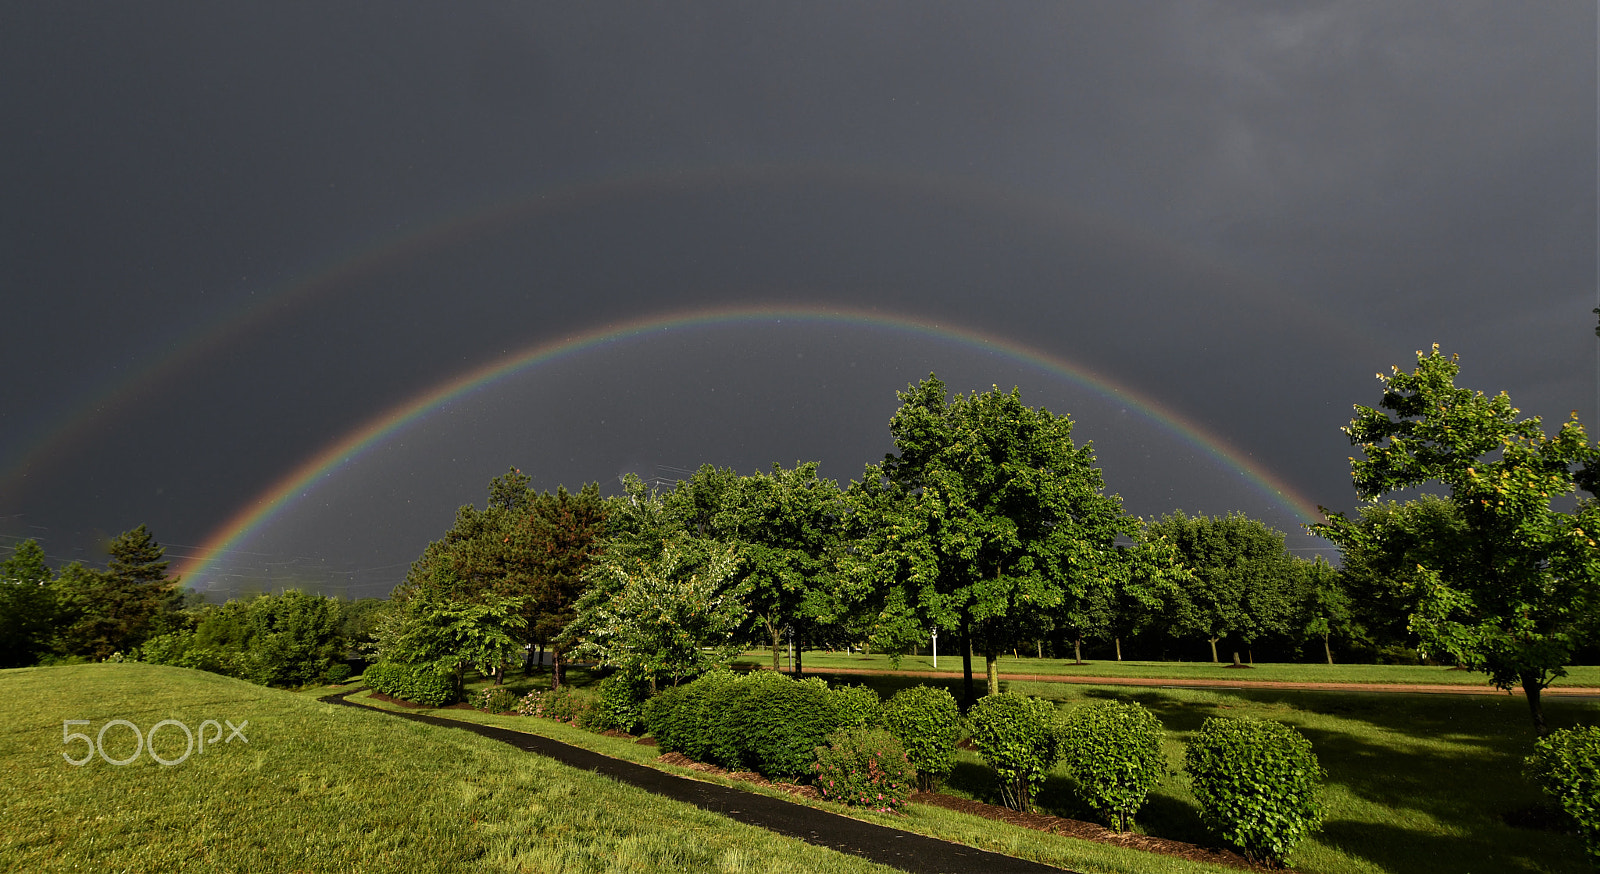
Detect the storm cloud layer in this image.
<box><xmin>2</xmin><ymin>3</ymin><xmax>1593</xmax><ymax>597</ymax></box>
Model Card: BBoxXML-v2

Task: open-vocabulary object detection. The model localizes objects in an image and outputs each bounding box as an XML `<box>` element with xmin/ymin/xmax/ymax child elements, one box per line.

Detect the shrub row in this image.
<box><xmin>966</xmin><ymin>692</ymin><xmax>1323</xmax><ymax>867</ymax></box>
<box><xmin>363</xmin><ymin>662</ymin><xmax>455</xmax><ymax>706</ymax></box>
<box><xmin>813</xmin><ymin>728</ymin><xmax>916</xmax><ymax>812</ymax></box>
<box><xmin>643</xmin><ymin>670</ymin><xmax>887</xmax><ymax>780</ymax></box>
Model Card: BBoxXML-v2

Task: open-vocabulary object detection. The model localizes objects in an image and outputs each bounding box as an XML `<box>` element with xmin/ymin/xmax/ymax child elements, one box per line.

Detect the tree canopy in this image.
<box><xmin>1315</xmin><ymin>346</ymin><xmax>1600</xmax><ymax>733</ymax></box>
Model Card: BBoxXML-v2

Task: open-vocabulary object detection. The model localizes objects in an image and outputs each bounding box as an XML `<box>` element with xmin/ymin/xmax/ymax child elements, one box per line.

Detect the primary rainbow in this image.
<box><xmin>174</xmin><ymin>303</ymin><xmax>1324</xmax><ymax>587</ymax></box>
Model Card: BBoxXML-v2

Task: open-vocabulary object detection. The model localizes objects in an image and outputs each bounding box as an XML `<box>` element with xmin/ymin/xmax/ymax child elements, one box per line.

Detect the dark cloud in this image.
<box><xmin>2</xmin><ymin>2</ymin><xmax>1591</xmax><ymax>595</ymax></box>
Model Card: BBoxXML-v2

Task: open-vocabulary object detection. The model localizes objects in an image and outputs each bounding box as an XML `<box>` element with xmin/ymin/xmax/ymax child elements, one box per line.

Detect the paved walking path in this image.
<box><xmin>322</xmin><ymin>689</ymin><xmax>1076</xmax><ymax>874</ymax></box>
<box><xmin>783</xmin><ymin>666</ymin><xmax>1600</xmax><ymax>697</ymax></box>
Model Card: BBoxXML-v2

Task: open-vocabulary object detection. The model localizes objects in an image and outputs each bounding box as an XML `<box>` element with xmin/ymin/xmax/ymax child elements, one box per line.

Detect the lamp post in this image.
<box><xmin>931</xmin><ymin>627</ymin><xmax>938</xmax><ymax>669</ymax></box>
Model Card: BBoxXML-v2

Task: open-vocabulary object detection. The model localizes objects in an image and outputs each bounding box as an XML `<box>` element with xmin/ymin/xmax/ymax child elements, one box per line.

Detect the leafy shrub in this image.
<box><xmin>884</xmin><ymin>685</ymin><xmax>961</xmax><ymax>791</ymax></box>
<box><xmin>593</xmin><ymin>673</ymin><xmax>652</xmax><ymax>734</ymax></box>
<box><xmin>813</xmin><ymin>728</ymin><xmax>916</xmax><ymax>812</ymax></box>
<box><xmin>966</xmin><ymin>692</ymin><xmax>1064</xmax><ymax>812</ymax></box>
<box><xmin>324</xmin><ymin>663</ymin><xmax>353</xmax><ymax>684</ymax></box>
<box><xmin>644</xmin><ymin>670</ymin><xmax>873</xmax><ymax>780</ymax></box>
<box><xmin>472</xmin><ymin>685</ymin><xmax>520</xmax><ymax>713</ymax></box>
<box><xmin>363</xmin><ymin>661</ymin><xmax>455</xmax><ymax>706</ymax></box>
<box><xmin>829</xmin><ymin>684</ymin><xmax>886</xmax><ymax>731</ymax></box>
<box><xmin>1524</xmin><ymin>724</ymin><xmax>1600</xmax><ymax>865</ymax></box>
<box><xmin>737</xmin><ymin>673</ymin><xmax>841</xmax><ymax>778</ymax></box>
<box><xmin>1059</xmin><ymin>700</ymin><xmax>1166</xmax><ymax>832</ymax></box>
<box><xmin>516</xmin><ymin>685</ymin><xmax>597</xmax><ymax>723</ymax></box>
<box><xmin>1184</xmin><ymin>717</ymin><xmax>1325</xmax><ymax>867</ymax></box>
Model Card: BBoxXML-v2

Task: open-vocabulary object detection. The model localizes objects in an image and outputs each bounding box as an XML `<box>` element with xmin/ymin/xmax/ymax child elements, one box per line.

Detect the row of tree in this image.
<box><xmin>376</xmin><ymin>374</ymin><xmax>1419</xmax><ymax>708</ymax></box>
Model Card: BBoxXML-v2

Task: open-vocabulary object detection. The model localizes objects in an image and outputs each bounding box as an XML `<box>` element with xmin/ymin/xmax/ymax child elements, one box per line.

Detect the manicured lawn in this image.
<box><xmin>732</xmin><ymin>651</ymin><xmax>1600</xmax><ymax>689</ymax></box>
<box><xmin>447</xmin><ymin>666</ymin><xmax>1594</xmax><ymax>873</ymax></box>
<box><xmin>0</xmin><ymin>664</ymin><xmax>900</xmax><ymax>874</ymax></box>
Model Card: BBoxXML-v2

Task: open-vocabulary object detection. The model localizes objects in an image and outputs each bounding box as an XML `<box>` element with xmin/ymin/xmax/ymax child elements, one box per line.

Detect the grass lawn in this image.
<box><xmin>442</xmin><ymin>665</ymin><xmax>1595</xmax><ymax>874</ymax></box>
<box><xmin>0</xmin><ymin>663</ymin><xmax>903</xmax><ymax>874</ymax></box>
<box><xmin>731</xmin><ymin>651</ymin><xmax>1600</xmax><ymax>689</ymax></box>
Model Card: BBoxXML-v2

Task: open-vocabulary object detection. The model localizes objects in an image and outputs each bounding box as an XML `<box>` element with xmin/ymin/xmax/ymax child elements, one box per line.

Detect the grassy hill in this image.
<box><xmin>0</xmin><ymin>664</ymin><xmax>900</xmax><ymax>873</ymax></box>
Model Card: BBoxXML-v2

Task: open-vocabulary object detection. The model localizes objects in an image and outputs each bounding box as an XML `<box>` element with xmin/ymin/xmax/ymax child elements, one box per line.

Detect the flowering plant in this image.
<box><xmin>813</xmin><ymin>728</ymin><xmax>916</xmax><ymax>813</ymax></box>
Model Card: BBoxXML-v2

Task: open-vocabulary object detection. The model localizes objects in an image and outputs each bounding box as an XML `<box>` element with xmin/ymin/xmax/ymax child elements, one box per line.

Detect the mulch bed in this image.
<box><xmin>651</xmin><ymin>749</ymin><xmax>1279</xmax><ymax>872</ymax></box>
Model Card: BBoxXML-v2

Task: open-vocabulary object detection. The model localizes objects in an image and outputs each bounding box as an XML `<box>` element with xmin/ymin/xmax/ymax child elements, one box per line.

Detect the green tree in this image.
<box><xmin>1085</xmin><ymin>524</ymin><xmax>1194</xmax><ymax>662</ymax></box>
<box><xmin>565</xmin><ymin>539</ymin><xmax>748</xmax><ymax>691</ymax></box>
<box><xmin>54</xmin><ymin>525</ymin><xmax>179</xmax><ymax>659</ymax></box>
<box><xmin>1331</xmin><ymin>495</ymin><xmax>1464</xmax><ymax>651</ymax></box>
<box><xmin>733</xmin><ymin>462</ymin><xmax>854</xmax><ymax>676</ymax></box>
<box><xmin>865</xmin><ymin>376</ymin><xmax>1135</xmax><ymax>702</ymax></box>
<box><xmin>1315</xmin><ymin>346</ymin><xmax>1600</xmax><ymax>734</ymax></box>
<box><xmin>1151</xmin><ymin>511</ymin><xmax>1296</xmax><ymax>663</ymax></box>
<box><xmin>0</xmin><ymin>539</ymin><xmax>57</xmax><ymax>667</ymax></box>
<box><xmin>382</xmin><ymin>563</ymin><xmax>527</xmax><ymax>699</ymax></box>
<box><xmin>1293</xmin><ymin>556</ymin><xmax>1355</xmax><ymax>665</ymax></box>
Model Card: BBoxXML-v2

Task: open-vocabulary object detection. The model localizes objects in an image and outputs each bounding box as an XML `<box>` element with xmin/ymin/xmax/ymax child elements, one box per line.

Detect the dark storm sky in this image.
<box><xmin>2</xmin><ymin>2</ymin><xmax>1594</xmax><ymax>599</ymax></box>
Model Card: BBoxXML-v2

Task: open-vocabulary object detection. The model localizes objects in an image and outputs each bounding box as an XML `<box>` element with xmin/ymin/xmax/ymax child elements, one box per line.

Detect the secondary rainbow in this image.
<box><xmin>175</xmin><ymin>304</ymin><xmax>1324</xmax><ymax>587</ymax></box>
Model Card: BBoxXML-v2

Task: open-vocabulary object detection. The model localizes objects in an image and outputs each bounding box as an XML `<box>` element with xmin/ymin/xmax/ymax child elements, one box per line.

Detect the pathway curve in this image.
<box><xmin>321</xmin><ymin>689</ymin><xmax>1076</xmax><ymax>874</ymax></box>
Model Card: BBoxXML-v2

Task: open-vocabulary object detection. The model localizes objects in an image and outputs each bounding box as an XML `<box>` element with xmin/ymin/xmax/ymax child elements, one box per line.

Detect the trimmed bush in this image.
<box><xmin>592</xmin><ymin>673</ymin><xmax>652</xmax><ymax>734</ymax></box>
<box><xmin>829</xmin><ymin>684</ymin><xmax>886</xmax><ymax>731</ymax></box>
<box><xmin>1059</xmin><ymin>700</ymin><xmax>1166</xmax><ymax>832</ymax></box>
<box><xmin>966</xmin><ymin>692</ymin><xmax>1063</xmax><ymax>812</ymax></box>
<box><xmin>738</xmin><ymin>673</ymin><xmax>841</xmax><ymax>778</ymax></box>
<box><xmin>324</xmin><ymin>663</ymin><xmax>353</xmax><ymax>684</ymax></box>
<box><xmin>1524</xmin><ymin>724</ymin><xmax>1600</xmax><ymax>866</ymax></box>
<box><xmin>472</xmin><ymin>685</ymin><xmax>520</xmax><ymax>713</ymax></box>
<box><xmin>813</xmin><ymin>728</ymin><xmax>916</xmax><ymax>812</ymax></box>
<box><xmin>884</xmin><ymin>685</ymin><xmax>961</xmax><ymax>791</ymax></box>
<box><xmin>1185</xmin><ymin>717</ymin><xmax>1325</xmax><ymax>867</ymax></box>
<box><xmin>363</xmin><ymin>662</ymin><xmax>454</xmax><ymax>706</ymax></box>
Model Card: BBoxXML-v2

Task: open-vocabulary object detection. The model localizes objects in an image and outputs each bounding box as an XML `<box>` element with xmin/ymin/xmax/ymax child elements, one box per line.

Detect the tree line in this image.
<box><xmin>5</xmin><ymin>350</ymin><xmax>1596</xmax><ymax>731</ymax></box>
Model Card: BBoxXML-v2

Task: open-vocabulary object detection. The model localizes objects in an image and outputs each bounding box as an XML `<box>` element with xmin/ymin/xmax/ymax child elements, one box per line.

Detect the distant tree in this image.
<box><xmin>1151</xmin><ymin>511</ymin><xmax>1295</xmax><ymax>663</ymax></box>
<box><xmin>1085</xmin><ymin>525</ymin><xmax>1195</xmax><ymax>662</ymax></box>
<box><xmin>1293</xmin><ymin>557</ymin><xmax>1355</xmax><ymax>665</ymax></box>
<box><xmin>396</xmin><ymin>469</ymin><xmax>607</xmax><ymax>687</ymax></box>
<box><xmin>1332</xmin><ymin>495</ymin><xmax>1464</xmax><ymax>651</ymax></box>
<box><xmin>1315</xmin><ymin>346</ymin><xmax>1600</xmax><ymax>734</ymax></box>
<box><xmin>864</xmin><ymin>376</ymin><xmax>1134</xmax><ymax>703</ymax></box>
<box><xmin>734</xmin><ymin>462</ymin><xmax>855</xmax><ymax>676</ymax></box>
<box><xmin>0</xmin><ymin>539</ymin><xmax>57</xmax><ymax>667</ymax></box>
<box><xmin>242</xmin><ymin>590</ymin><xmax>345</xmax><ymax>687</ymax></box>
<box><xmin>54</xmin><ymin>525</ymin><xmax>179</xmax><ymax>659</ymax></box>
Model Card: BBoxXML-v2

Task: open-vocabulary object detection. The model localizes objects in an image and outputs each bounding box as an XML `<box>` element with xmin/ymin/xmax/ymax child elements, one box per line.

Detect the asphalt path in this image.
<box><xmin>322</xmin><ymin>689</ymin><xmax>1076</xmax><ymax>874</ymax></box>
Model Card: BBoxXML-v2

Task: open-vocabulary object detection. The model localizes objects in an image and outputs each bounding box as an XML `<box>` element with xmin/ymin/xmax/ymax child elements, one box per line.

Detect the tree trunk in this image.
<box><xmin>551</xmin><ymin>648</ymin><xmax>563</xmax><ymax>690</ymax></box>
<box><xmin>1523</xmin><ymin>674</ymin><xmax>1549</xmax><ymax>736</ymax></box>
<box><xmin>959</xmin><ymin>612</ymin><xmax>975</xmax><ymax>707</ymax></box>
<box><xmin>537</xmin><ymin>642</ymin><xmax>546</xmax><ymax>674</ymax></box>
<box><xmin>1037</xmin><ymin>640</ymin><xmax>1043</xmax><ymax>659</ymax></box>
<box><xmin>1074</xmin><ymin>636</ymin><xmax>1084</xmax><ymax>665</ymax></box>
<box><xmin>985</xmin><ymin>651</ymin><xmax>1000</xmax><ymax>698</ymax></box>
<box><xmin>769</xmin><ymin>619</ymin><xmax>782</xmax><ymax>673</ymax></box>
<box><xmin>1115</xmin><ymin>637</ymin><xmax>1123</xmax><ymax>661</ymax></box>
<box><xmin>493</xmin><ymin>664</ymin><xmax>504</xmax><ymax>686</ymax></box>
<box><xmin>793</xmin><ymin>633</ymin><xmax>804</xmax><ymax>678</ymax></box>
<box><xmin>522</xmin><ymin>645</ymin><xmax>535</xmax><ymax>673</ymax></box>
<box><xmin>1323</xmin><ymin>634</ymin><xmax>1333</xmax><ymax>666</ymax></box>
<box><xmin>1208</xmin><ymin>637</ymin><xmax>1220</xmax><ymax>663</ymax></box>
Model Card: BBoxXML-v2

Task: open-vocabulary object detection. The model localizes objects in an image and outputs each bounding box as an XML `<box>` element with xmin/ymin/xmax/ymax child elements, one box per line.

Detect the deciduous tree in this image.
<box><xmin>1315</xmin><ymin>346</ymin><xmax>1600</xmax><ymax>733</ymax></box>
<box><xmin>866</xmin><ymin>376</ymin><xmax>1135</xmax><ymax>702</ymax></box>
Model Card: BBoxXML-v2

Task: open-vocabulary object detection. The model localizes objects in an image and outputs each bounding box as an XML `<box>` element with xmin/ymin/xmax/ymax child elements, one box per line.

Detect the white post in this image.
<box><xmin>931</xmin><ymin>628</ymin><xmax>939</xmax><ymax>669</ymax></box>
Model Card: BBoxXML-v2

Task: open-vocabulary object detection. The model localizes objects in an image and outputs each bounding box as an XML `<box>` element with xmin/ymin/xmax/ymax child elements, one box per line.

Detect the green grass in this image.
<box><xmin>732</xmin><ymin>651</ymin><xmax>1600</xmax><ymax>688</ymax></box>
<box><xmin>443</xmin><ymin>666</ymin><xmax>1595</xmax><ymax>873</ymax></box>
<box><xmin>0</xmin><ymin>664</ymin><xmax>903</xmax><ymax>874</ymax></box>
